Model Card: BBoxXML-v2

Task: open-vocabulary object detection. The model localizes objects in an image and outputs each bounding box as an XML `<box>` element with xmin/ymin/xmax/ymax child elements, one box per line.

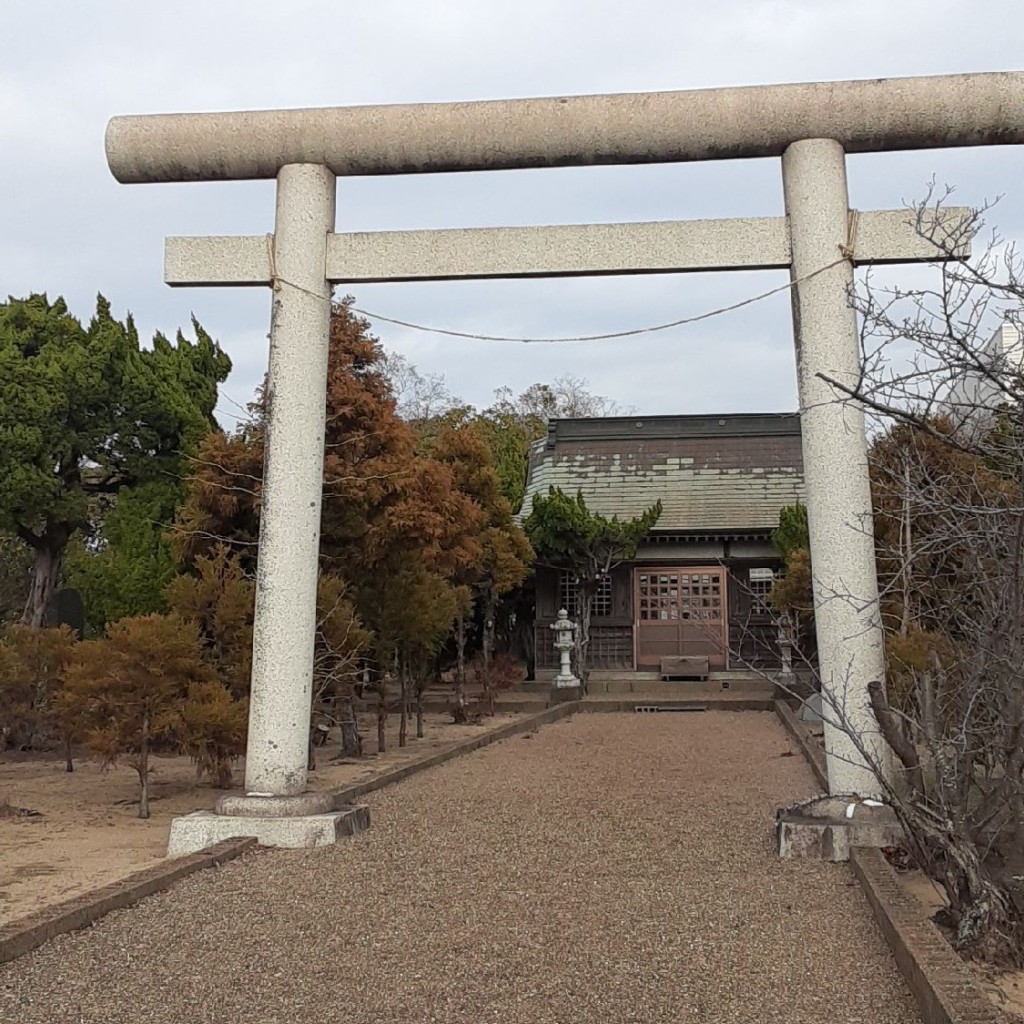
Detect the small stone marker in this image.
<box><xmin>43</xmin><ymin>588</ymin><xmax>85</xmax><ymax>639</ymax></box>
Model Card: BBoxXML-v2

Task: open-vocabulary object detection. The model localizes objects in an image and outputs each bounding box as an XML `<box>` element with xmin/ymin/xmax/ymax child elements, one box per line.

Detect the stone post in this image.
<box><xmin>243</xmin><ymin>163</ymin><xmax>336</xmax><ymax>799</ymax></box>
<box><xmin>777</xmin><ymin>612</ymin><xmax>795</xmax><ymax>689</ymax></box>
<box><xmin>782</xmin><ymin>138</ymin><xmax>892</xmax><ymax>796</ymax></box>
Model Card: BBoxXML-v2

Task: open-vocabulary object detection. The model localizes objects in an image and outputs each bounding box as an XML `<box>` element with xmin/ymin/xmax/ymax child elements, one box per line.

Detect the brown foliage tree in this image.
<box><xmin>173</xmin><ymin>299</ymin><xmax>483</xmax><ymax>752</ymax></box>
<box><xmin>166</xmin><ymin>546</ymin><xmax>368</xmax><ymax>764</ymax></box>
<box><xmin>0</xmin><ymin>623</ymin><xmax>76</xmax><ymax>758</ymax></box>
<box><xmin>429</xmin><ymin>418</ymin><xmax>532</xmax><ymax>716</ymax></box>
<box><xmin>57</xmin><ymin>614</ymin><xmax>208</xmax><ymax>818</ymax></box>
<box><xmin>165</xmin><ymin>545</ymin><xmax>255</xmax><ymax>698</ymax></box>
<box><xmin>179</xmin><ymin>680</ymin><xmax>248</xmax><ymax>789</ymax></box>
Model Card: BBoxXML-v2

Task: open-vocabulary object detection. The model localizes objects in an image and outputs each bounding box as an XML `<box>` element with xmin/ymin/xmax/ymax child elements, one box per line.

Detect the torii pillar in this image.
<box><xmin>783</xmin><ymin>139</ymin><xmax>889</xmax><ymax>794</ymax></box>
<box><xmin>106</xmin><ymin>71</ymin><xmax>1024</xmax><ymax>851</ymax></box>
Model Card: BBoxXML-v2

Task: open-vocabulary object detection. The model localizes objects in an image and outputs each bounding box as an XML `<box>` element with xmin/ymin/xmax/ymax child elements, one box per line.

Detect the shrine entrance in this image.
<box><xmin>635</xmin><ymin>567</ymin><xmax>728</xmax><ymax>670</ymax></box>
<box><xmin>105</xmin><ymin>69</ymin><xmax>1024</xmax><ymax>825</ymax></box>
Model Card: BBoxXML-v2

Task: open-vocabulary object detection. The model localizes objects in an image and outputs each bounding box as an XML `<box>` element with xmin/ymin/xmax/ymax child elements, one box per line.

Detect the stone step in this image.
<box><xmin>582</xmin><ymin>678</ymin><xmax>773</xmax><ymax>697</ymax></box>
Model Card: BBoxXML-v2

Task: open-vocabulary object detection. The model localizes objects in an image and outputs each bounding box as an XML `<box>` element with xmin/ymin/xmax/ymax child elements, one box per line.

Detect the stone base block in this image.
<box><xmin>167</xmin><ymin>804</ymin><xmax>369</xmax><ymax>857</ymax></box>
<box><xmin>550</xmin><ymin>684</ymin><xmax>582</xmax><ymax>704</ymax></box>
<box><xmin>776</xmin><ymin>794</ymin><xmax>904</xmax><ymax>862</ymax></box>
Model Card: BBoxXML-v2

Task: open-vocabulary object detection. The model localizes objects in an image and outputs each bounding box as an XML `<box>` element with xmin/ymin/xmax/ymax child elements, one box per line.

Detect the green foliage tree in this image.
<box><xmin>525</xmin><ymin>487</ymin><xmax>661</xmax><ymax>691</ymax></box>
<box><xmin>769</xmin><ymin>502</ymin><xmax>815</xmax><ymax>651</ymax></box>
<box><xmin>57</xmin><ymin>614</ymin><xmax>210</xmax><ymax>818</ymax></box>
<box><xmin>62</xmin><ymin>482</ymin><xmax>181</xmax><ymax>635</ymax></box>
<box><xmin>771</xmin><ymin>502</ymin><xmax>809</xmax><ymax>560</ymax></box>
<box><xmin>0</xmin><ymin>533</ymin><xmax>33</xmax><ymax>625</ymax></box>
<box><xmin>0</xmin><ymin>294</ymin><xmax>230</xmax><ymax>627</ymax></box>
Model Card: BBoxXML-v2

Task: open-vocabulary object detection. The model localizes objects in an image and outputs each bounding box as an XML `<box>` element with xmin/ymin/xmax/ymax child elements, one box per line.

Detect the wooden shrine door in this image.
<box><xmin>635</xmin><ymin>567</ymin><xmax>728</xmax><ymax>670</ymax></box>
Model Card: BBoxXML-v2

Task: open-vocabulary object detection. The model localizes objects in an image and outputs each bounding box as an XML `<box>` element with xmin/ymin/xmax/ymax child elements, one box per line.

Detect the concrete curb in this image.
<box><xmin>774</xmin><ymin>698</ymin><xmax>828</xmax><ymax>790</ymax></box>
<box><xmin>0</xmin><ymin>837</ymin><xmax>256</xmax><ymax>966</ymax></box>
<box><xmin>326</xmin><ymin>702</ymin><xmax>580</xmax><ymax>805</ymax></box>
<box><xmin>851</xmin><ymin>848</ymin><xmax>1004</xmax><ymax>1024</ymax></box>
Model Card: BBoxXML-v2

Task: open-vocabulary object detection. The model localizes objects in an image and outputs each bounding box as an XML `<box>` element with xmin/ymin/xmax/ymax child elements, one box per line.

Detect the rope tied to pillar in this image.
<box><xmin>261</xmin><ymin>236</ymin><xmax>849</xmax><ymax>344</ymax></box>
<box><xmin>265</xmin><ymin>233</ymin><xmax>281</xmax><ymax>293</ymax></box>
<box><xmin>840</xmin><ymin>208</ymin><xmax>860</xmax><ymax>262</ymax></box>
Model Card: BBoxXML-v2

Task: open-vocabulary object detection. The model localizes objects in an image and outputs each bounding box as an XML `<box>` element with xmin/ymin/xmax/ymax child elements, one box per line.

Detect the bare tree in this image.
<box><xmin>381</xmin><ymin>351</ymin><xmax>464</xmax><ymax>424</ymax></box>
<box><xmin>747</xmin><ymin>190</ymin><xmax>1024</xmax><ymax>965</ymax></box>
<box><xmin>488</xmin><ymin>375</ymin><xmax>631</xmax><ymax>430</ymax></box>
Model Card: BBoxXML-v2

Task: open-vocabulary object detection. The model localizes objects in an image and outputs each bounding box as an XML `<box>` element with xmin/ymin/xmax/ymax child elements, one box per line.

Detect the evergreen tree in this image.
<box><xmin>0</xmin><ymin>294</ymin><xmax>230</xmax><ymax>626</ymax></box>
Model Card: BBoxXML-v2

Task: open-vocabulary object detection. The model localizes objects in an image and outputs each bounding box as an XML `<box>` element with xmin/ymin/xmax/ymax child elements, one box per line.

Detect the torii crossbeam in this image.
<box><xmin>105</xmin><ymin>71</ymin><xmax>1024</xmax><ymax>853</ymax></box>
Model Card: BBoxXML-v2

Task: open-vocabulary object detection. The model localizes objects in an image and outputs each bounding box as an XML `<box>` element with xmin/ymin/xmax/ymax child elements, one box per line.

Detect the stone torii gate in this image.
<box><xmin>105</xmin><ymin>71</ymin><xmax>1024</xmax><ymax>852</ymax></box>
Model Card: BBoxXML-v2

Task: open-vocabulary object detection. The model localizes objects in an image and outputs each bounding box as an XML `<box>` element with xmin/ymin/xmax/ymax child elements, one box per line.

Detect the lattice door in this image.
<box><xmin>635</xmin><ymin>567</ymin><xmax>728</xmax><ymax>669</ymax></box>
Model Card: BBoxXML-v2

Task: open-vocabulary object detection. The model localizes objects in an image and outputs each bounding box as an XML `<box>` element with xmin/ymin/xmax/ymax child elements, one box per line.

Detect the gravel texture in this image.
<box><xmin>0</xmin><ymin>712</ymin><xmax>919</xmax><ymax>1023</ymax></box>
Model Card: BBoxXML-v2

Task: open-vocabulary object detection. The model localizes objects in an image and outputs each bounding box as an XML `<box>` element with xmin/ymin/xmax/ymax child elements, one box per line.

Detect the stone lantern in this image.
<box><xmin>550</xmin><ymin>608</ymin><xmax>579</xmax><ymax>690</ymax></box>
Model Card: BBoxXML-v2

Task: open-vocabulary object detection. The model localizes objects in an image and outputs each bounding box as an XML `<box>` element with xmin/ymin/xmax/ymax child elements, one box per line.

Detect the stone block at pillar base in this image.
<box><xmin>167</xmin><ymin>803</ymin><xmax>369</xmax><ymax>857</ymax></box>
<box><xmin>775</xmin><ymin>795</ymin><xmax>903</xmax><ymax>862</ymax></box>
<box><xmin>549</xmin><ymin>684</ymin><xmax>581</xmax><ymax>704</ymax></box>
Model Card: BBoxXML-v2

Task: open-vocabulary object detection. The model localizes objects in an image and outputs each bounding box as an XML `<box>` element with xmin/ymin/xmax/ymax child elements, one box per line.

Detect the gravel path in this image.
<box><xmin>1</xmin><ymin>712</ymin><xmax>919</xmax><ymax>1023</ymax></box>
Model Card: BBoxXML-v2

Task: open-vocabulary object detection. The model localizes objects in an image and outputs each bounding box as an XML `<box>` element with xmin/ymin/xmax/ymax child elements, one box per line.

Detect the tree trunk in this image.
<box><xmin>899</xmin><ymin>456</ymin><xmax>913</xmax><ymax>637</ymax></box>
<box><xmin>453</xmin><ymin>615</ymin><xmax>468</xmax><ymax>723</ymax></box>
<box><xmin>523</xmin><ymin>615</ymin><xmax>536</xmax><ymax>681</ymax></box>
<box><xmin>574</xmin><ymin>585</ymin><xmax>594</xmax><ymax>695</ymax></box>
<box><xmin>399</xmin><ymin>663</ymin><xmax>408</xmax><ymax>748</ymax></box>
<box><xmin>339</xmin><ymin>688</ymin><xmax>362</xmax><ymax>758</ymax></box>
<box><xmin>215</xmin><ymin>758</ymin><xmax>233</xmax><ymax>789</ymax></box>
<box><xmin>138</xmin><ymin>713</ymin><xmax>150</xmax><ymax>820</ymax></box>
<box><xmin>376</xmin><ymin>681</ymin><xmax>387</xmax><ymax>754</ymax></box>
<box><xmin>22</xmin><ymin>543</ymin><xmax>62</xmax><ymax>628</ymax></box>
<box><xmin>936</xmin><ymin>830</ymin><xmax>1023</xmax><ymax>964</ymax></box>
<box><xmin>483</xmin><ymin>586</ymin><xmax>496</xmax><ymax>716</ymax></box>
<box><xmin>482</xmin><ymin>586</ymin><xmax>496</xmax><ymax>665</ymax></box>
<box><xmin>64</xmin><ymin>731</ymin><xmax>73</xmax><ymax>773</ymax></box>
<box><xmin>416</xmin><ymin>688</ymin><xmax>425</xmax><ymax>739</ymax></box>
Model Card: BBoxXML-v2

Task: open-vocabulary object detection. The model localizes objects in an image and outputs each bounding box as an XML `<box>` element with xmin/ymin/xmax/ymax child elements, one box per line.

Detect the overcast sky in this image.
<box><xmin>2</xmin><ymin>0</ymin><xmax>1022</xmax><ymax>426</ymax></box>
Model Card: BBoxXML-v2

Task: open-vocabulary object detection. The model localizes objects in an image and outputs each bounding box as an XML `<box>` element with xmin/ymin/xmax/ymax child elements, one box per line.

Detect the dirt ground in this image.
<box><xmin>897</xmin><ymin>869</ymin><xmax>1024</xmax><ymax>1021</ymax></box>
<box><xmin>0</xmin><ymin>710</ymin><xmax>520</xmax><ymax>924</ymax></box>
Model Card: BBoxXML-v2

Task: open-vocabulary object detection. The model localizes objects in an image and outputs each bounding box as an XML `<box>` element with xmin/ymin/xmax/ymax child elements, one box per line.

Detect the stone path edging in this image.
<box><xmin>0</xmin><ymin>837</ymin><xmax>256</xmax><ymax>966</ymax></box>
<box><xmin>774</xmin><ymin>698</ymin><xmax>1005</xmax><ymax>1023</ymax></box>
<box><xmin>851</xmin><ymin>848</ymin><xmax>1004</xmax><ymax>1024</ymax></box>
<box><xmin>773</xmin><ymin>698</ymin><xmax>828</xmax><ymax>789</ymax></box>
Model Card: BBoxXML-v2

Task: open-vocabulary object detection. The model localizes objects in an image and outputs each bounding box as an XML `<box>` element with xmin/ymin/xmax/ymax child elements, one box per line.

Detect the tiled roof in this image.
<box><xmin>521</xmin><ymin>413</ymin><xmax>805</xmax><ymax>533</ymax></box>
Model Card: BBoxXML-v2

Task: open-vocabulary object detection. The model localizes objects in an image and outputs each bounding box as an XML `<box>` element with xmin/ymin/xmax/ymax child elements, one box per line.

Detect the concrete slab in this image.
<box><xmin>167</xmin><ymin>804</ymin><xmax>369</xmax><ymax>856</ymax></box>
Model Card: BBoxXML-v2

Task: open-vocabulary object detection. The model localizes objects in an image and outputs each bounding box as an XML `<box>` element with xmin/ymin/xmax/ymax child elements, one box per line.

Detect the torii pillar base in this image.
<box><xmin>167</xmin><ymin>795</ymin><xmax>369</xmax><ymax>856</ymax></box>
